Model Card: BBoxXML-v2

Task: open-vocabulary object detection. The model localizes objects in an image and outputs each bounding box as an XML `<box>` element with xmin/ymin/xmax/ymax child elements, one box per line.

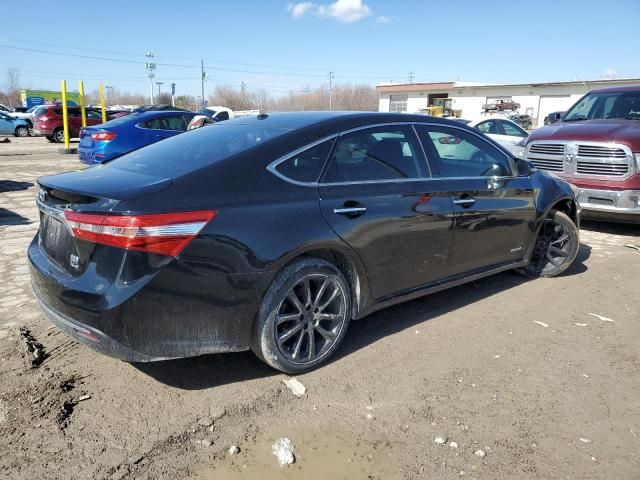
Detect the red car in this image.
<box><xmin>34</xmin><ymin>106</ymin><xmax>109</xmax><ymax>143</ymax></box>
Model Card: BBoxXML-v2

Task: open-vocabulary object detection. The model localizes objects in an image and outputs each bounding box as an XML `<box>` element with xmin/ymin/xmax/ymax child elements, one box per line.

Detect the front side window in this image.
<box><xmin>418</xmin><ymin>126</ymin><xmax>513</xmax><ymax>178</ymax></box>
<box><xmin>389</xmin><ymin>95</ymin><xmax>408</xmax><ymax>113</ymax></box>
<box><xmin>322</xmin><ymin>126</ymin><xmax>426</xmax><ymax>183</ymax></box>
<box><xmin>274</xmin><ymin>139</ymin><xmax>335</xmax><ymax>183</ymax></box>
<box><xmin>500</xmin><ymin>121</ymin><xmax>527</xmax><ymax>137</ymax></box>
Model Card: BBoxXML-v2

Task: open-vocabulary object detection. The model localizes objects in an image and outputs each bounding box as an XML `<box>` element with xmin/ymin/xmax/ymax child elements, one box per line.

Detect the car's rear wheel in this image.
<box><xmin>520</xmin><ymin>210</ymin><xmax>579</xmax><ymax>277</ymax></box>
<box><xmin>53</xmin><ymin>128</ymin><xmax>65</xmax><ymax>143</ymax></box>
<box><xmin>14</xmin><ymin>126</ymin><xmax>28</xmax><ymax>137</ymax></box>
<box><xmin>253</xmin><ymin>258</ymin><xmax>351</xmax><ymax>373</ymax></box>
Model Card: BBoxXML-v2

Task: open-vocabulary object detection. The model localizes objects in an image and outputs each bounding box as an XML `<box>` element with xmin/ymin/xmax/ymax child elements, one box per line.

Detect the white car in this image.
<box><xmin>467</xmin><ymin>118</ymin><xmax>528</xmax><ymax>155</ymax></box>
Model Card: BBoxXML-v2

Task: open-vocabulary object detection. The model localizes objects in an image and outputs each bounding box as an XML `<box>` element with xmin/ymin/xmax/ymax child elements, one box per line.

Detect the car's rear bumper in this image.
<box><xmin>576</xmin><ymin>188</ymin><xmax>640</xmax><ymax>222</ymax></box>
<box><xmin>28</xmin><ymin>235</ymin><xmax>269</xmax><ymax>362</ymax></box>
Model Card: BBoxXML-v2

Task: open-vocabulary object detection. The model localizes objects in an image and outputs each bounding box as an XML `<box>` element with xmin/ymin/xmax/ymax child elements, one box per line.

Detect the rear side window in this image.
<box><xmin>215</xmin><ymin>111</ymin><xmax>230</xmax><ymax>121</ymax></box>
<box><xmin>476</xmin><ymin>120</ymin><xmax>499</xmax><ymax>134</ymax></box>
<box><xmin>274</xmin><ymin>139</ymin><xmax>335</xmax><ymax>183</ymax></box>
<box><xmin>322</xmin><ymin>126</ymin><xmax>426</xmax><ymax>183</ymax></box>
<box><xmin>417</xmin><ymin>125</ymin><xmax>513</xmax><ymax>178</ymax></box>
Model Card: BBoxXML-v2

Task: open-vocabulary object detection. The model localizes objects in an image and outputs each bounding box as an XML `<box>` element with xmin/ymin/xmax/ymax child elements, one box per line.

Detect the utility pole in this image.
<box><xmin>105</xmin><ymin>85</ymin><xmax>114</xmax><ymax>106</ymax></box>
<box><xmin>201</xmin><ymin>59</ymin><xmax>206</xmax><ymax>108</ymax></box>
<box><xmin>145</xmin><ymin>52</ymin><xmax>156</xmax><ymax>105</ymax></box>
<box><xmin>170</xmin><ymin>82</ymin><xmax>176</xmax><ymax>107</ymax></box>
<box><xmin>408</xmin><ymin>71</ymin><xmax>414</xmax><ymax>83</ymax></box>
<box><xmin>241</xmin><ymin>81</ymin><xmax>246</xmax><ymax>107</ymax></box>
<box><xmin>328</xmin><ymin>71</ymin><xmax>334</xmax><ymax>111</ymax></box>
<box><xmin>156</xmin><ymin>81</ymin><xmax>164</xmax><ymax>100</ymax></box>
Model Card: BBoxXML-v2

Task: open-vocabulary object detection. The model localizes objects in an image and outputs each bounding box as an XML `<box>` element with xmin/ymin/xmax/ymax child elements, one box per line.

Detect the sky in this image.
<box><xmin>0</xmin><ymin>0</ymin><xmax>639</xmax><ymax>100</ymax></box>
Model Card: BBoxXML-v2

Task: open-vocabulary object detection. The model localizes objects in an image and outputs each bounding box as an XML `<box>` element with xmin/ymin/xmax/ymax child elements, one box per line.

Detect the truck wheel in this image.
<box><xmin>520</xmin><ymin>210</ymin><xmax>579</xmax><ymax>278</ymax></box>
<box><xmin>252</xmin><ymin>258</ymin><xmax>351</xmax><ymax>374</ymax></box>
<box><xmin>14</xmin><ymin>126</ymin><xmax>29</xmax><ymax>137</ymax></box>
<box><xmin>53</xmin><ymin>128</ymin><xmax>65</xmax><ymax>143</ymax></box>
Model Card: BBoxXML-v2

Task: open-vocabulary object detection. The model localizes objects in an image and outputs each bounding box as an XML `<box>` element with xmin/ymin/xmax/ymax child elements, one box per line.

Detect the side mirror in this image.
<box><xmin>516</xmin><ymin>158</ymin><xmax>536</xmax><ymax>176</ymax></box>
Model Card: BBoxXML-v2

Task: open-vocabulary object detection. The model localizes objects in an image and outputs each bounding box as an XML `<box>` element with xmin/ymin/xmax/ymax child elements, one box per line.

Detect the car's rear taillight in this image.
<box><xmin>63</xmin><ymin>210</ymin><xmax>216</xmax><ymax>256</ymax></box>
<box><xmin>91</xmin><ymin>131</ymin><xmax>117</xmax><ymax>141</ymax></box>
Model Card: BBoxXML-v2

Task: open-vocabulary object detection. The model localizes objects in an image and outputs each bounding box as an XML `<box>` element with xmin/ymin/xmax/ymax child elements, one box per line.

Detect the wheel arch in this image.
<box><xmin>270</xmin><ymin>244</ymin><xmax>371</xmax><ymax>320</ymax></box>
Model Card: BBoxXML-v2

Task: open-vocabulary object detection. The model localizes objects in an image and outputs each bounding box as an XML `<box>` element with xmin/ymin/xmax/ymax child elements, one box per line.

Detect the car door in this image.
<box><xmin>416</xmin><ymin>124</ymin><xmax>536</xmax><ymax>276</ymax></box>
<box><xmin>0</xmin><ymin>114</ymin><xmax>12</xmax><ymax>134</ymax></box>
<box><xmin>318</xmin><ymin>124</ymin><xmax>455</xmax><ymax>300</ymax></box>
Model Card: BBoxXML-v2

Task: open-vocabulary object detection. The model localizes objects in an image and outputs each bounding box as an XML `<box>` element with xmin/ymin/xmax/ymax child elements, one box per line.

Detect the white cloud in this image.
<box><xmin>376</xmin><ymin>15</ymin><xmax>390</xmax><ymax>24</ymax></box>
<box><xmin>287</xmin><ymin>0</ymin><xmax>373</xmax><ymax>23</ymax></box>
<box><xmin>603</xmin><ymin>68</ymin><xmax>618</xmax><ymax>79</ymax></box>
<box><xmin>287</xmin><ymin>2</ymin><xmax>316</xmax><ymax>18</ymax></box>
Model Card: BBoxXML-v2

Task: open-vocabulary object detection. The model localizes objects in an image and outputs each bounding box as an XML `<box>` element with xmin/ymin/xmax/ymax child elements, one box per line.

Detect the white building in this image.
<box><xmin>377</xmin><ymin>78</ymin><xmax>640</xmax><ymax>127</ymax></box>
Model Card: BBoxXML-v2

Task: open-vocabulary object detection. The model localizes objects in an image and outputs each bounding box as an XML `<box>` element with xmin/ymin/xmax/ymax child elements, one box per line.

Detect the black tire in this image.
<box><xmin>14</xmin><ymin>126</ymin><xmax>28</xmax><ymax>137</ymax></box>
<box><xmin>252</xmin><ymin>258</ymin><xmax>351</xmax><ymax>374</ymax></box>
<box><xmin>520</xmin><ymin>210</ymin><xmax>579</xmax><ymax>278</ymax></box>
<box><xmin>45</xmin><ymin>136</ymin><xmax>55</xmax><ymax>143</ymax></box>
<box><xmin>52</xmin><ymin>128</ymin><xmax>65</xmax><ymax>143</ymax></box>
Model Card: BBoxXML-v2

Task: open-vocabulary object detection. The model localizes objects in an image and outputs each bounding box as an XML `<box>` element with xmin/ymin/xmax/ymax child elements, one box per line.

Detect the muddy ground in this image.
<box><xmin>1</xmin><ymin>137</ymin><xmax>639</xmax><ymax>479</ymax></box>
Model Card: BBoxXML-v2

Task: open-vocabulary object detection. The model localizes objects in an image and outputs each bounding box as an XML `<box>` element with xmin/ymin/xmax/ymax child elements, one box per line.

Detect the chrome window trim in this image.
<box><xmin>266</xmin><ymin>121</ymin><xmax>517</xmax><ymax>187</ymax></box>
<box><xmin>266</xmin><ymin>134</ymin><xmax>339</xmax><ymax>187</ymax></box>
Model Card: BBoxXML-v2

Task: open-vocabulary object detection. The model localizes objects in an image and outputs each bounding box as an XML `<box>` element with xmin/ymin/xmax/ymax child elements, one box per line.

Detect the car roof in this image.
<box><xmin>589</xmin><ymin>84</ymin><xmax>640</xmax><ymax>94</ymax></box>
<box><xmin>221</xmin><ymin>111</ymin><xmax>467</xmax><ymax>131</ymax></box>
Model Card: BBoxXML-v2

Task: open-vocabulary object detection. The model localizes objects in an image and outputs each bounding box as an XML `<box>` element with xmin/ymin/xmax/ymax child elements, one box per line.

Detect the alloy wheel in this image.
<box><xmin>531</xmin><ymin>217</ymin><xmax>573</xmax><ymax>274</ymax></box>
<box><xmin>274</xmin><ymin>274</ymin><xmax>347</xmax><ymax>364</ymax></box>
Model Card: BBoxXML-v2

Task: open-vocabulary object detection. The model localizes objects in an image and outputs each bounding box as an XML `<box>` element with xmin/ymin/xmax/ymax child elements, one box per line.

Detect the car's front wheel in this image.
<box><xmin>14</xmin><ymin>126</ymin><xmax>28</xmax><ymax>137</ymax></box>
<box><xmin>253</xmin><ymin>258</ymin><xmax>351</xmax><ymax>373</ymax></box>
<box><xmin>521</xmin><ymin>210</ymin><xmax>579</xmax><ymax>277</ymax></box>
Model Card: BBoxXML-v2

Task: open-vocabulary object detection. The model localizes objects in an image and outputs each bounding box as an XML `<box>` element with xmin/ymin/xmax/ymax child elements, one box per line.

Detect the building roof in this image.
<box><xmin>376</xmin><ymin>78</ymin><xmax>640</xmax><ymax>94</ymax></box>
<box><xmin>376</xmin><ymin>82</ymin><xmax>455</xmax><ymax>93</ymax></box>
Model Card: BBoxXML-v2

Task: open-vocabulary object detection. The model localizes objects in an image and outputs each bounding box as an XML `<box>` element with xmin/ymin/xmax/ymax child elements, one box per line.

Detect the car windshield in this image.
<box><xmin>564</xmin><ymin>91</ymin><xmax>640</xmax><ymax>121</ymax></box>
<box><xmin>106</xmin><ymin>120</ymin><xmax>294</xmax><ymax>177</ymax></box>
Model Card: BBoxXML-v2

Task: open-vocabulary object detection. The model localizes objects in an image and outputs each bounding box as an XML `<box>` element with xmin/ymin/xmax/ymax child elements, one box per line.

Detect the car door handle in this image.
<box><xmin>453</xmin><ymin>197</ymin><xmax>476</xmax><ymax>207</ymax></box>
<box><xmin>333</xmin><ymin>206</ymin><xmax>367</xmax><ymax>215</ymax></box>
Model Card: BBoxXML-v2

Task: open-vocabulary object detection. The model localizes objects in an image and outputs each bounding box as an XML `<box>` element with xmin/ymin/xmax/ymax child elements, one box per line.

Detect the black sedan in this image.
<box><xmin>29</xmin><ymin>112</ymin><xmax>580</xmax><ymax>373</ymax></box>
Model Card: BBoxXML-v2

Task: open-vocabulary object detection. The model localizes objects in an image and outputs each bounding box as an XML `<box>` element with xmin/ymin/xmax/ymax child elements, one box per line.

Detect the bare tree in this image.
<box><xmin>5</xmin><ymin>67</ymin><xmax>21</xmax><ymax>106</ymax></box>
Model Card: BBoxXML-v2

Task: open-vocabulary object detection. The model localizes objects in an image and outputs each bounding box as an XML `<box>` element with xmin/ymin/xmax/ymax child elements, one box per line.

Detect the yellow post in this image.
<box><xmin>99</xmin><ymin>82</ymin><xmax>107</xmax><ymax>123</ymax></box>
<box><xmin>79</xmin><ymin>81</ymin><xmax>87</xmax><ymax>128</ymax></box>
<box><xmin>60</xmin><ymin>80</ymin><xmax>70</xmax><ymax>149</ymax></box>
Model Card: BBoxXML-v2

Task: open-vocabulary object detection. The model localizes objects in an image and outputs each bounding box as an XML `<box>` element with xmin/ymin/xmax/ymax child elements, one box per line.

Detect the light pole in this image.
<box><xmin>170</xmin><ymin>82</ymin><xmax>176</xmax><ymax>107</ymax></box>
<box><xmin>156</xmin><ymin>81</ymin><xmax>164</xmax><ymax>101</ymax></box>
<box><xmin>105</xmin><ymin>85</ymin><xmax>114</xmax><ymax>106</ymax></box>
<box><xmin>145</xmin><ymin>52</ymin><xmax>156</xmax><ymax>105</ymax></box>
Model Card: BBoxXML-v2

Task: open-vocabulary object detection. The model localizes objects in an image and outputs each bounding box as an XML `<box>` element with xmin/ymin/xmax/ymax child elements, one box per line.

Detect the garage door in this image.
<box><xmin>537</xmin><ymin>95</ymin><xmax>573</xmax><ymax>128</ymax></box>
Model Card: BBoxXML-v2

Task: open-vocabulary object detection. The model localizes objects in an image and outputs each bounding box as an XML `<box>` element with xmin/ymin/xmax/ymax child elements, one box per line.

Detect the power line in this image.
<box><xmin>0</xmin><ymin>41</ymin><xmax>407</xmax><ymax>80</ymax></box>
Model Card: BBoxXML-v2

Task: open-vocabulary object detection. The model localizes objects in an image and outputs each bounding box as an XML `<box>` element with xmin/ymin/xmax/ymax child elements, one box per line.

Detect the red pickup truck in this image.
<box><xmin>519</xmin><ymin>85</ymin><xmax>640</xmax><ymax>223</ymax></box>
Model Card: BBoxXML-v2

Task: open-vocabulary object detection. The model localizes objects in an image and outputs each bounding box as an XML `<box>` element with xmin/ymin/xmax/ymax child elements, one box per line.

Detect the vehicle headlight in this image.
<box><xmin>513</xmin><ymin>144</ymin><xmax>526</xmax><ymax>159</ymax></box>
<box><xmin>635</xmin><ymin>153</ymin><xmax>640</xmax><ymax>170</ymax></box>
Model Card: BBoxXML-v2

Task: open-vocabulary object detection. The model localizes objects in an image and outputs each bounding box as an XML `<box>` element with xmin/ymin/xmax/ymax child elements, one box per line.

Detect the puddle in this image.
<box><xmin>196</xmin><ymin>426</ymin><xmax>402</xmax><ymax>480</ymax></box>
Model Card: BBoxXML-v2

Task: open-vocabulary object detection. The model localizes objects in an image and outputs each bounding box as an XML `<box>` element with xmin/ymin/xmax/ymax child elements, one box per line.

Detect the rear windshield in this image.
<box><xmin>106</xmin><ymin>121</ymin><xmax>294</xmax><ymax>177</ymax></box>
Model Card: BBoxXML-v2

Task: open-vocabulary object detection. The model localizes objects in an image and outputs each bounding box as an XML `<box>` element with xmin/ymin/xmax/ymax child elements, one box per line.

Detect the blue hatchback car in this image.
<box><xmin>78</xmin><ymin>110</ymin><xmax>195</xmax><ymax>164</ymax></box>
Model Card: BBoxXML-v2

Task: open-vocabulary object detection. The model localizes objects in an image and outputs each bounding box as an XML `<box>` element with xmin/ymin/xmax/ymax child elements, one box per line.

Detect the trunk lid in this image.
<box><xmin>37</xmin><ymin>168</ymin><xmax>172</xmax><ymax>275</ymax></box>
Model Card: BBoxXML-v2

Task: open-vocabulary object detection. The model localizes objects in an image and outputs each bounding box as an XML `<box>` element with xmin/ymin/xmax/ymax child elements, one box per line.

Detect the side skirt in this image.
<box><xmin>357</xmin><ymin>259</ymin><xmax>529</xmax><ymax>319</ymax></box>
